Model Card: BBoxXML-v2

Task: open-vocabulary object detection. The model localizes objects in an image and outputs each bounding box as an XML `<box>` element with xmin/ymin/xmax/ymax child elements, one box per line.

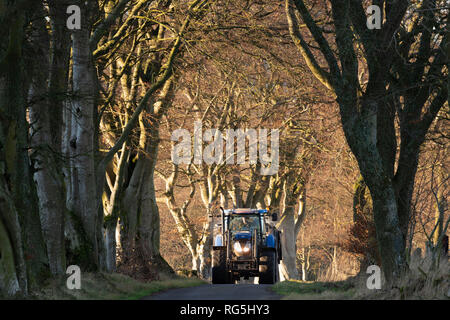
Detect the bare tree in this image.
<box><xmin>285</xmin><ymin>0</ymin><xmax>448</xmax><ymax>281</ymax></box>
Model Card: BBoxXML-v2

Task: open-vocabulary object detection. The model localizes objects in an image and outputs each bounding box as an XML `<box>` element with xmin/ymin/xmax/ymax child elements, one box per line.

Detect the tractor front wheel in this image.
<box><xmin>259</xmin><ymin>250</ymin><xmax>277</xmax><ymax>284</ymax></box>
<box><xmin>212</xmin><ymin>248</ymin><xmax>231</xmax><ymax>284</ymax></box>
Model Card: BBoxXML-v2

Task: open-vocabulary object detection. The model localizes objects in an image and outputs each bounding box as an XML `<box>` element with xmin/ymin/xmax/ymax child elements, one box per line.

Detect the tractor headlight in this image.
<box><xmin>233</xmin><ymin>241</ymin><xmax>251</xmax><ymax>256</ymax></box>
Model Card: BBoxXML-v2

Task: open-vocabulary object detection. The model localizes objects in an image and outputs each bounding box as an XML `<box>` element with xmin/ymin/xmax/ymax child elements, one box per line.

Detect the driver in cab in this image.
<box><xmin>234</xmin><ymin>216</ymin><xmax>258</xmax><ymax>231</ymax></box>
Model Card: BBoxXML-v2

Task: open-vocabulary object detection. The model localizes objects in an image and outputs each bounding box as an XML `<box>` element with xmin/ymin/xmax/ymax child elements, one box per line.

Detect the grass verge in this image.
<box><xmin>26</xmin><ymin>272</ymin><xmax>206</xmax><ymax>300</ymax></box>
<box><xmin>272</xmin><ymin>280</ymin><xmax>355</xmax><ymax>300</ymax></box>
<box><xmin>272</xmin><ymin>257</ymin><xmax>449</xmax><ymax>300</ymax></box>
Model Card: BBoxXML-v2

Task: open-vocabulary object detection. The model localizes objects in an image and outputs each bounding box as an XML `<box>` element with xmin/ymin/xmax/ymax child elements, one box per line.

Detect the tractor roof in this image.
<box><xmin>224</xmin><ymin>208</ymin><xmax>268</xmax><ymax>215</ymax></box>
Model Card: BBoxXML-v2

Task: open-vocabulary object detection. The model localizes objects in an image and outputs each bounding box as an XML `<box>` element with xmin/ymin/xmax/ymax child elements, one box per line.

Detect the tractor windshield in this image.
<box><xmin>228</xmin><ymin>215</ymin><xmax>260</xmax><ymax>233</ymax></box>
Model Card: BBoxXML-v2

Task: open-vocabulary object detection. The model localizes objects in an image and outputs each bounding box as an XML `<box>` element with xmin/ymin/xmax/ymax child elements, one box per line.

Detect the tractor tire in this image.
<box><xmin>212</xmin><ymin>249</ymin><xmax>230</xmax><ymax>284</ymax></box>
<box><xmin>259</xmin><ymin>250</ymin><xmax>277</xmax><ymax>284</ymax></box>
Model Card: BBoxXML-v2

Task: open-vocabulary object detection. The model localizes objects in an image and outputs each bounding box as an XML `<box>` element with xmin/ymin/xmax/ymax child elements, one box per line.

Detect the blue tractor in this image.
<box><xmin>211</xmin><ymin>208</ymin><xmax>282</xmax><ymax>284</ymax></box>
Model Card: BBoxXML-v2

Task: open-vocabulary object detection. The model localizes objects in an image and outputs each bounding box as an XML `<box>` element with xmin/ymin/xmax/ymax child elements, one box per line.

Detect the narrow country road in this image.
<box><xmin>144</xmin><ymin>284</ymin><xmax>282</xmax><ymax>300</ymax></box>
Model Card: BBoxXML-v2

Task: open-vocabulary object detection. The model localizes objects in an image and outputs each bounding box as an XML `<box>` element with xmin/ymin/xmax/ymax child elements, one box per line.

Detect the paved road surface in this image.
<box><xmin>144</xmin><ymin>283</ymin><xmax>282</xmax><ymax>300</ymax></box>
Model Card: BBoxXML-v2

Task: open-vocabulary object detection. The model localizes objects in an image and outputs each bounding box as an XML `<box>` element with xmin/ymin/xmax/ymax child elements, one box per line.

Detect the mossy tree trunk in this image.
<box><xmin>29</xmin><ymin>1</ymin><xmax>71</xmax><ymax>276</ymax></box>
<box><xmin>0</xmin><ymin>216</ymin><xmax>20</xmax><ymax>296</ymax></box>
<box><xmin>0</xmin><ymin>3</ymin><xmax>49</xmax><ymax>291</ymax></box>
<box><xmin>0</xmin><ymin>175</ymin><xmax>27</xmax><ymax>295</ymax></box>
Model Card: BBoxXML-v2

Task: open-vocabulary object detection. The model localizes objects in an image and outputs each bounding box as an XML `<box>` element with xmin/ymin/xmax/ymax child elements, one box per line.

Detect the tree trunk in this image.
<box><xmin>120</xmin><ymin>156</ymin><xmax>145</xmax><ymax>262</ymax></box>
<box><xmin>70</xmin><ymin>19</ymin><xmax>103</xmax><ymax>270</ymax></box>
<box><xmin>29</xmin><ymin>3</ymin><xmax>70</xmax><ymax>275</ymax></box>
<box><xmin>0</xmin><ymin>177</ymin><xmax>27</xmax><ymax>295</ymax></box>
<box><xmin>198</xmin><ymin>217</ymin><xmax>212</xmax><ymax>279</ymax></box>
<box><xmin>352</xmin><ymin>176</ymin><xmax>379</xmax><ymax>268</ymax></box>
<box><xmin>119</xmin><ymin>137</ymin><xmax>174</xmax><ymax>275</ymax></box>
<box><xmin>30</xmin><ymin>85</ymin><xmax>67</xmax><ymax>276</ymax></box>
<box><xmin>340</xmin><ymin>98</ymin><xmax>406</xmax><ymax>282</ymax></box>
<box><xmin>0</xmin><ymin>217</ymin><xmax>20</xmax><ymax>296</ymax></box>
<box><xmin>299</xmin><ymin>246</ymin><xmax>310</xmax><ymax>281</ymax></box>
<box><xmin>103</xmin><ymin>145</ymin><xmax>129</xmax><ymax>272</ymax></box>
<box><xmin>279</xmin><ymin>205</ymin><xmax>299</xmax><ymax>280</ymax></box>
<box><xmin>278</xmin><ymin>177</ymin><xmax>306</xmax><ymax>280</ymax></box>
<box><xmin>2</xmin><ymin>9</ymin><xmax>49</xmax><ymax>290</ymax></box>
<box><xmin>136</xmin><ymin>129</ymin><xmax>174</xmax><ymax>274</ymax></box>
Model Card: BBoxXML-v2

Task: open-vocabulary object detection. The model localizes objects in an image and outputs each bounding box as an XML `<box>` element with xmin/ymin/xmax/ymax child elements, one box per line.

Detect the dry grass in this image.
<box><xmin>272</xmin><ymin>280</ymin><xmax>356</xmax><ymax>300</ymax></box>
<box><xmin>273</xmin><ymin>255</ymin><xmax>449</xmax><ymax>300</ymax></box>
<box><xmin>19</xmin><ymin>272</ymin><xmax>206</xmax><ymax>300</ymax></box>
<box><xmin>354</xmin><ymin>255</ymin><xmax>449</xmax><ymax>300</ymax></box>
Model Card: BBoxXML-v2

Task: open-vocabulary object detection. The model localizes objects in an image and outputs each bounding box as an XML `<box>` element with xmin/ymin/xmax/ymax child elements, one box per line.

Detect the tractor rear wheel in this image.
<box><xmin>212</xmin><ymin>248</ymin><xmax>230</xmax><ymax>284</ymax></box>
<box><xmin>259</xmin><ymin>250</ymin><xmax>277</xmax><ymax>284</ymax></box>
